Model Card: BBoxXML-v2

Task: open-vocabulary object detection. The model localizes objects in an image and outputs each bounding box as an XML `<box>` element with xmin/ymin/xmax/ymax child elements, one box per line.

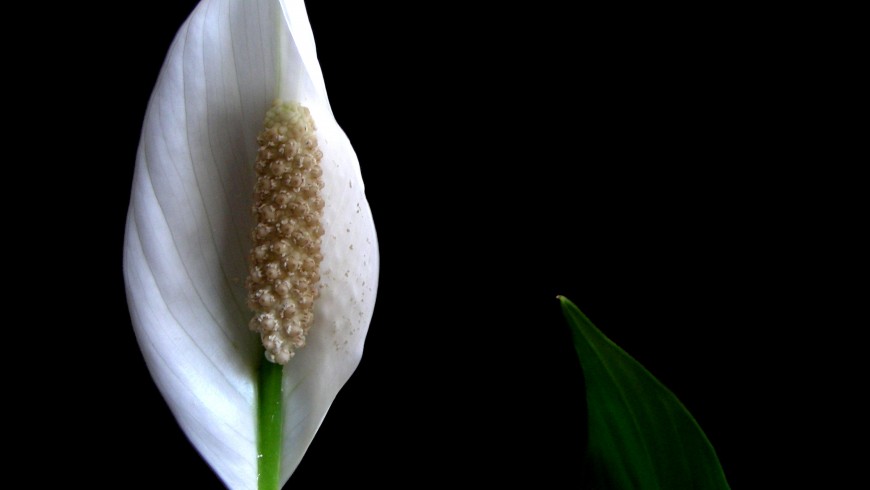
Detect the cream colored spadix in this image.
<box><xmin>248</xmin><ymin>100</ymin><xmax>326</xmax><ymax>365</ymax></box>
<box><xmin>123</xmin><ymin>1</ymin><xmax>378</xmax><ymax>489</ymax></box>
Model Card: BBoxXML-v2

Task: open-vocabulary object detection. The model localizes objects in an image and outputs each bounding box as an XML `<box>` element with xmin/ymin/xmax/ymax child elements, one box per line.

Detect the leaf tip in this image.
<box><xmin>556</xmin><ymin>294</ymin><xmax>579</xmax><ymax>313</ymax></box>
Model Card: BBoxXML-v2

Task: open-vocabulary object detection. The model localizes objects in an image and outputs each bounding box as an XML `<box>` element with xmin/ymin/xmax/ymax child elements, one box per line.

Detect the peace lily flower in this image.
<box><xmin>123</xmin><ymin>0</ymin><xmax>378</xmax><ymax>489</ymax></box>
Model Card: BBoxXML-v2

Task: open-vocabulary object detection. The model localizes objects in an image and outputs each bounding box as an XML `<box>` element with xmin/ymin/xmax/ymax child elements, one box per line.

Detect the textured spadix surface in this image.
<box><xmin>123</xmin><ymin>0</ymin><xmax>378</xmax><ymax>488</ymax></box>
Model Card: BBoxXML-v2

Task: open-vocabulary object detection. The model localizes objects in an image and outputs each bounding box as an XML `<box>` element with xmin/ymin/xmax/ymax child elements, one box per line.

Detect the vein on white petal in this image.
<box><xmin>142</xmin><ymin>81</ymin><xmax>252</xmax><ymax>366</ymax></box>
<box><xmin>125</xmin><ymin>210</ymin><xmax>256</xmax><ymax>490</ymax></box>
<box><xmin>125</xmin><ymin>1</ymin><xmax>379</xmax><ymax>488</ymax></box>
<box><xmin>130</xmin><ymin>156</ymin><xmax>256</xmax><ymax>403</ymax></box>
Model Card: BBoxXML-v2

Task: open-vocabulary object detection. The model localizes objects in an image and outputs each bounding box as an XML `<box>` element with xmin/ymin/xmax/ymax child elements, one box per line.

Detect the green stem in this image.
<box><xmin>258</xmin><ymin>358</ymin><xmax>284</xmax><ymax>490</ymax></box>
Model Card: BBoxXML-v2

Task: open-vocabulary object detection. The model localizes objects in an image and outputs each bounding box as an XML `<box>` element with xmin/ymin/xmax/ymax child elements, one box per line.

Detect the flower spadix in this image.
<box><xmin>123</xmin><ymin>1</ymin><xmax>378</xmax><ymax>489</ymax></box>
<box><xmin>248</xmin><ymin>101</ymin><xmax>326</xmax><ymax>365</ymax></box>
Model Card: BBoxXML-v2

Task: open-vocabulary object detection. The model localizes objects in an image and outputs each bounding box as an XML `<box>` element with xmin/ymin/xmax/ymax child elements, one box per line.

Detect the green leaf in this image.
<box><xmin>558</xmin><ymin>296</ymin><xmax>730</xmax><ymax>490</ymax></box>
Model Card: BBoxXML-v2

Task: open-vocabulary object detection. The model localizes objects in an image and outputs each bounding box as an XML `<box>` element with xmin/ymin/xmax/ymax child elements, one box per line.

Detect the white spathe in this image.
<box><xmin>123</xmin><ymin>1</ymin><xmax>378</xmax><ymax>488</ymax></box>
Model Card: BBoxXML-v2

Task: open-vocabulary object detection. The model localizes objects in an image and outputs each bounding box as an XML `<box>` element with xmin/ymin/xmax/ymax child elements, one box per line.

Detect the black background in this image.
<box><xmin>48</xmin><ymin>1</ymin><xmax>846</xmax><ymax>488</ymax></box>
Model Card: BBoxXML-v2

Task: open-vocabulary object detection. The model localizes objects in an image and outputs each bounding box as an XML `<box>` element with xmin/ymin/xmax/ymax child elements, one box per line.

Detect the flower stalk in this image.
<box><xmin>257</xmin><ymin>359</ymin><xmax>284</xmax><ymax>490</ymax></box>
